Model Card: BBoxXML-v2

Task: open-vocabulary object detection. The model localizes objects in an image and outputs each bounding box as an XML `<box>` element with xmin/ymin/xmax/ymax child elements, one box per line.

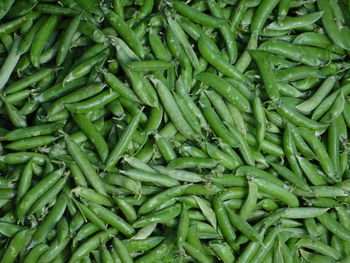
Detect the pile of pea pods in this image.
<box><xmin>1</xmin><ymin>0</ymin><xmax>350</xmax><ymax>262</ymax></box>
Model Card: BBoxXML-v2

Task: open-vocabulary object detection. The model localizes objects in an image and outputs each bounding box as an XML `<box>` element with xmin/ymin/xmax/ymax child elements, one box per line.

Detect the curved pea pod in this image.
<box><xmin>135</xmin><ymin>234</ymin><xmax>176</xmax><ymax>263</ymax></box>
<box><xmin>0</xmin><ymin>122</ymin><xmax>63</xmax><ymax>141</ymax></box>
<box><xmin>182</xmin><ymin>242</ymin><xmax>212</xmax><ymax>263</ymax></box>
<box><xmin>176</xmin><ymin>203</ymin><xmax>189</xmax><ymax>249</ymax></box>
<box><xmin>105</xmin><ymin>109</ymin><xmax>142</xmax><ymax>170</ymax></box>
<box><xmin>293</xmin><ymin>32</ymin><xmax>345</xmax><ymax>55</ymax></box>
<box><xmin>225</xmin><ymin>123</ymin><xmax>255</xmax><ymax>166</ymax></box>
<box><xmin>204</xmin><ymin>142</ymin><xmax>241</xmax><ymax>170</ymax></box>
<box><xmin>195</xmin><ymin>72</ymin><xmax>251</xmax><ymax>113</ymax></box>
<box><xmin>22</xmin><ymin>244</ymin><xmax>49</xmax><ymax>263</ymax></box>
<box><xmin>63</xmin><ymin>50</ymin><xmax>109</xmax><ymax>84</ymax></box>
<box><xmin>3</xmin><ymin>98</ymin><xmax>27</xmax><ymax>128</ymax></box>
<box><xmin>113</xmin><ymin>238</ymin><xmax>133</xmax><ymax>263</ymax></box>
<box><xmin>198</xmin><ymin>33</ymin><xmax>250</xmax><ymax>84</ymax></box>
<box><xmin>251</xmin><ymin>177</ymin><xmax>299</xmax><ymax>207</ymax></box>
<box><xmin>275</xmin><ymin>102</ymin><xmax>329</xmax><ymax>130</ymax></box>
<box><xmin>34</xmin><ymin>77</ymin><xmax>87</xmax><ymax>103</ymax></box>
<box><xmin>320</xmin><ymin>92</ymin><xmax>345</xmax><ymax>123</ymax></box>
<box><xmin>248</xmin><ymin>228</ymin><xmax>280</xmax><ymax>263</ymax></box>
<box><xmin>312</xmin><ymin>82</ymin><xmax>350</xmax><ymax>121</ymax></box>
<box><xmin>173</xmin><ymin>92</ymin><xmax>202</xmax><ymax>137</ymax></box>
<box><xmin>0</xmin><ymin>0</ymin><xmax>15</xmax><ymax>19</ymax></box>
<box><xmin>296</xmin><ymin>238</ymin><xmax>342</xmax><ymax>260</ymax></box>
<box><xmin>219</xmin><ymin>187</ymin><xmax>247</xmax><ymax>201</ymax></box>
<box><xmin>31</xmin><ymin>192</ymin><xmax>68</xmax><ymax>246</ymax></box>
<box><xmin>5</xmin><ymin>68</ymin><xmax>54</xmax><ymax>94</ymax></box>
<box><xmin>66</xmin><ymin>89</ymin><xmax>119</xmax><ymax>114</ymax></box>
<box><xmin>275</xmin><ymin>66</ymin><xmax>327</xmax><ymax>82</ymax></box>
<box><xmin>34</xmin><ymin>3</ymin><xmax>80</xmax><ymax>16</ymax></box>
<box><xmin>47</xmin><ymin>82</ymin><xmax>106</xmax><ymax>116</ymax></box>
<box><xmin>104</xmin><ymin>173</ymin><xmax>141</xmax><ymax>195</ymax></box>
<box><xmin>249</xmin><ymin>50</ymin><xmax>280</xmax><ymax>101</ymax></box>
<box><xmin>29</xmin><ymin>15</ymin><xmax>60</xmax><ymax>68</ymax></box>
<box><xmin>88</xmin><ymin>202</ymin><xmax>135</xmax><ymax>237</ymax></box>
<box><xmin>56</xmin><ymin>14</ymin><xmax>81</xmax><ymax>66</ymax></box>
<box><xmin>199</xmin><ymin>92</ymin><xmax>240</xmax><ymax>148</ymax></box>
<box><xmin>318</xmin><ymin>0</ymin><xmax>350</xmax><ymax>50</ymax></box>
<box><xmin>209</xmin><ymin>240</ymin><xmax>235</xmax><ymax>263</ymax></box>
<box><xmin>113</xmin><ymin>39</ymin><xmax>158</xmax><ymax>107</ymax></box>
<box><xmin>236</xmin><ymin>165</ymin><xmax>286</xmax><ymax>187</ymax></box>
<box><xmin>259</xmin><ymin>41</ymin><xmax>342</xmax><ymax>66</ymax></box>
<box><xmin>152</xmin><ymin>165</ymin><xmax>205</xmax><ymax>183</ymax></box>
<box><xmin>72</xmin><ymin>186</ymin><xmax>113</xmax><ymax>206</ymax></box>
<box><xmin>270</xmin><ymin>162</ymin><xmax>310</xmax><ymax>191</ymax></box>
<box><xmin>120</xmin><ymin>169</ymin><xmax>180</xmax><ymax>188</ymax></box>
<box><xmin>172</xmin><ymin>1</ymin><xmax>226</xmax><ymax>28</ymax></box>
<box><xmin>0</xmin><ymin>35</ymin><xmax>21</xmax><ymax>91</ymax></box>
<box><xmin>68</xmin><ymin>228</ymin><xmax>118</xmax><ymax>263</ymax></box>
<box><xmin>298</xmin><ymin>127</ymin><xmax>336</xmax><ymax>181</ymax></box>
<box><xmin>239</xmin><ymin>180</ymin><xmax>258</xmax><ymax>220</ymax></box>
<box><xmin>167</xmin><ymin>156</ymin><xmax>218</xmax><ymax>170</ymax></box>
<box><xmin>78</xmin><ymin>20</ymin><xmax>107</xmax><ymax>44</ymax></box>
<box><xmin>114</xmin><ymin>197</ymin><xmax>137</xmax><ymax>224</ymax></box>
<box><xmin>0</xmin><ymin>222</ymin><xmax>27</xmax><ymax>238</ymax></box>
<box><xmin>102</xmin><ymin>70</ymin><xmax>140</xmax><ymax>103</ymax></box>
<box><xmin>166</xmin><ymin>14</ymin><xmax>199</xmax><ymax>69</ymax></box>
<box><xmin>296</xmin><ymin>76</ymin><xmax>336</xmax><ymax>114</ymax></box>
<box><xmin>133</xmin><ymin>203</ymin><xmax>182</xmax><ymax>228</ymax></box>
<box><xmin>4</xmin><ymin>135</ymin><xmax>57</xmax><ymax>151</ymax></box>
<box><xmin>250</xmin><ymin>0</ymin><xmax>280</xmax><ymax>34</ymax></box>
<box><xmin>317</xmin><ymin>212</ymin><xmax>350</xmax><ymax>242</ymax></box>
<box><xmin>208</xmin><ymin>2</ymin><xmax>237</xmax><ymax>64</ymax></box>
<box><xmin>0</xmin><ymin>152</ymin><xmax>48</xmax><ymax>165</ymax></box>
<box><xmin>225</xmin><ymin>206</ymin><xmax>261</xmax><ymax>243</ymax></box>
<box><xmin>283</xmin><ymin>122</ymin><xmax>303</xmax><ymax>177</ymax></box>
<box><xmin>16</xmin><ymin>169</ymin><xmax>64</xmax><ymax>220</ymax></box>
<box><xmin>71</xmin><ymin>113</ymin><xmax>109</xmax><ymax>162</ymax></box>
<box><xmin>252</xmin><ymin>96</ymin><xmax>266</xmax><ymax>149</ymax></box>
<box><xmin>266</xmin><ymin>11</ymin><xmax>324</xmax><ymax>31</ymax></box>
<box><xmin>138</xmin><ymin>185</ymin><xmax>190</xmax><ymax>215</ymax></box>
<box><xmin>151</xmin><ymin>77</ymin><xmax>196</xmax><ymax>140</ymax></box>
<box><xmin>28</xmin><ymin>176</ymin><xmax>68</xmax><ymax>216</ymax></box>
<box><xmin>1</xmin><ymin>229</ymin><xmax>33</xmax><ymax>263</ymax></box>
<box><xmin>105</xmin><ymin>9</ymin><xmax>145</xmax><ymax>58</ymax></box>
<box><xmin>65</xmin><ymin>134</ymin><xmax>108</xmax><ymax>196</ymax></box>
<box><xmin>282</xmin><ymin>207</ymin><xmax>329</xmax><ymax>218</ymax></box>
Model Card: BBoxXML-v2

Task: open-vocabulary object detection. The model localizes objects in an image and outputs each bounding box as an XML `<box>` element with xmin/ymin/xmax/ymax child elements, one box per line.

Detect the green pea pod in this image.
<box><xmin>69</xmin><ymin>228</ymin><xmax>118</xmax><ymax>263</ymax></box>
<box><xmin>1</xmin><ymin>229</ymin><xmax>33</xmax><ymax>263</ymax></box>
<box><xmin>105</xmin><ymin>9</ymin><xmax>145</xmax><ymax>58</ymax></box>
<box><xmin>0</xmin><ymin>0</ymin><xmax>15</xmax><ymax>19</ymax></box>
<box><xmin>0</xmin><ymin>34</ymin><xmax>21</xmax><ymax>91</ymax></box>
<box><xmin>65</xmin><ymin>134</ymin><xmax>107</xmax><ymax>196</ymax></box>
<box><xmin>259</xmin><ymin>41</ymin><xmax>342</xmax><ymax>66</ymax></box>
<box><xmin>133</xmin><ymin>203</ymin><xmax>182</xmax><ymax>228</ymax></box>
<box><xmin>30</xmin><ymin>15</ymin><xmax>60</xmax><ymax>68</ymax></box>
<box><xmin>56</xmin><ymin>14</ymin><xmax>81</xmax><ymax>66</ymax></box>
<box><xmin>47</xmin><ymin>82</ymin><xmax>106</xmax><ymax>116</ymax></box>
<box><xmin>266</xmin><ymin>11</ymin><xmax>324</xmax><ymax>31</ymax></box>
<box><xmin>251</xmin><ymin>177</ymin><xmax>299</xmax><ymax>207</ymax></box>
<box><xmin>105</xmin><ymin>109</ymin><xmax>142</xmax><ymax>170</ymax></box>
<box><xmin>31</xmin><ymin>192</ymin><xmax>68</xmax><ymax>245</ymax></box>
<box><xmin>89</xmin><ymin>202</ymin><xmax>135</xmax><ymax>237</ymax></box>
<box><xmin>151</xmin><ymin>77</ymin><xmax>196</xmax><ymax>140</ymax></box>
<box><xmin>196</xmin><ymin>72</ymin><xmax>251</xmax><ymax>113</ymax></box>
<box><xmin>172</xmin><ymin>1</ymin><xmax>226</xmax><ymax>28</ymax></box>
<box><xmin>250</xmin><ymin>50</ymin><xmax>280</xmax><ymax>101</ymax></box>
<box><xmin>298</xmin><ymin>127</ymin><xmax>336</xmax><ymax>181</ymax></box>
<box><xmin>113</xmin><ymin>238</ymin><xmax>133</xmax><ymax>263</ymax></box>
<box><xmin>225</xmin><ymin>206</ymin><xmax>261</xmax><ymax>243</ymax></box>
